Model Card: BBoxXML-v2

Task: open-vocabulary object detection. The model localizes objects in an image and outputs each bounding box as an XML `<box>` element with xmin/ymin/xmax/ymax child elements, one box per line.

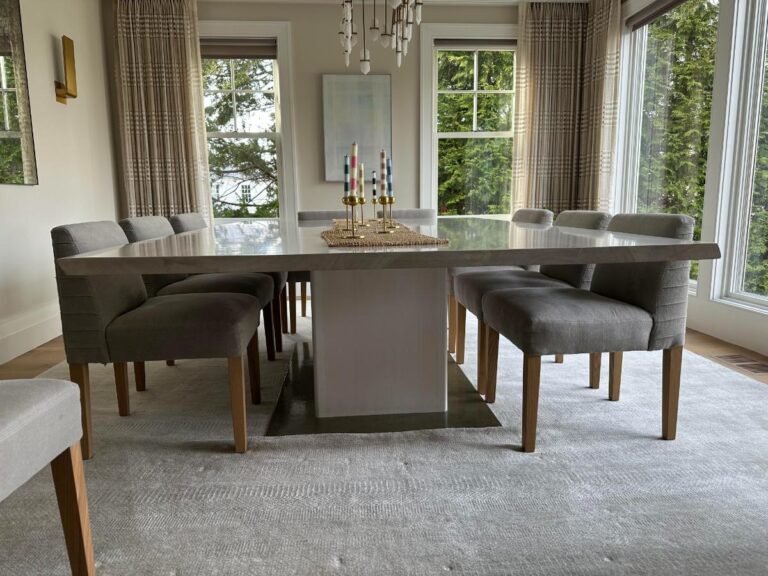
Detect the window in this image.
<box><xmin>202</xmin><ymin>38</ymin><xmax>279</xmax><ymax>218</ymax></box>
<box><xmin>434</xmin><ymin>47</ymin><xmax>515</xmax><ymax>215</ymax></box>
<box><xmin>735</xmin><ymin>6</ymin><xmax>768</xmax><ymax>300</ymax></box>
<box><xmin>0</xmin><ymin>54</ymin><xmax>22</xmax><ymax>185</ymax></box>
<box><xmin>623</xmin><ymin>0</ymin><xmax>720</xmax><ymax>280</ymax></box>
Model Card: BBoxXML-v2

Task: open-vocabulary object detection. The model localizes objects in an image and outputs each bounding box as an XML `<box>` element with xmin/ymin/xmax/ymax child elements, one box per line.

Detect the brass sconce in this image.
<box><xmin>54</xmin><ymin>36</ymin><xmax>77</xmax><ymax>104</ymax></box>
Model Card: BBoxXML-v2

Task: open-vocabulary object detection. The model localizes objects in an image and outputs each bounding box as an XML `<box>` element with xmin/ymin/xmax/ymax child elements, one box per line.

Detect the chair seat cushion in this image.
<box><xmin>455</xmin><ymin>270</ymin><xmax>570</xmax><ymax>319</ymax></box>
<box><xmin>483</xmin><ymin>287</ymin><xmax>653</xmax><ymax>356</ymax></box>
<box><xmin>107</xmin><ymin>293</ymin><xmax>261</xmax><ymax>361</ymax></box>
<box><xmin>0</xmin><ymin>379</ymin><xmax>81</xmax><ymax>502</ymax></box>
<box><xmin>157</xmin><ymin>273</ymin><xmax>273</xmax><ymax>306</ymax></box>
<box><xmin>447</xmin><ymin>266</ymin><xmax>523</xmax><ymax>295</ymax></box>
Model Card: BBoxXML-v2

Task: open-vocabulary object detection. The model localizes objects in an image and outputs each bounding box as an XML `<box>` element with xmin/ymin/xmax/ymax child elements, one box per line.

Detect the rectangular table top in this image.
<box><xmin>58</xmin><ymin>216</ymin><xmax>721</xmax><ymax>276</ymax></box>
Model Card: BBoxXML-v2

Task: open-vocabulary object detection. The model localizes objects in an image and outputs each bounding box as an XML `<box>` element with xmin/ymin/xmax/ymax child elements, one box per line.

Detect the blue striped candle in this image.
<box><xmin>344</xmin><ymin>155</ymin><xmax>350</xmax><ymax>196</ymax></box>
<box><xmin>386</xmin><ymin>157</ymin><xmax>393</xmax><ymax>196</ymax></box>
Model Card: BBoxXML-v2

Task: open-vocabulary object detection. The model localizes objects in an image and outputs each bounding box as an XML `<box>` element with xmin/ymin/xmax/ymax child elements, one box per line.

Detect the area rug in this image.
<box><xmin>1</xmin><ymin>317</ymin><xmax>767</xmax><ymax>575</ymax></box>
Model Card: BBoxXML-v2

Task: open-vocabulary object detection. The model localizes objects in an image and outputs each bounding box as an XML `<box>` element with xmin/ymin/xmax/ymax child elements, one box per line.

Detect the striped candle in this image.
<box><xmin>380</xmin><ymin>150</ymin><xmax>387</xmax><ymax>196</ymax></box>
<box><xmin>372</xmin><ymin>170</ymin><xmax>377</xmax><ymax>196</ymax></box>
<box><xmin>343</xmin><ymin>155</ymin><xmax>350</xmax><ymax>196</ymax></box>
<box><xmin>386</xmin><ymin>157</ymin><xmax>393</xmax><ymax>196</ymax></box>
<box><xmin>359</xmin><ymin>163</ymin><xmax>365</xmax><ymax>197</ymax></box>
<box><xmin>350</xmin><ymin>142</ymin><xmax>358</xmax><ymax>196</ymax></box>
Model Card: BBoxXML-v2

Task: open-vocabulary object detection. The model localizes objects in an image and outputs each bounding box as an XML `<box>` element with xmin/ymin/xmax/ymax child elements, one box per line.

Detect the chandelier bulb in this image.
<box><xmin>397</xmin><ymin>52</ymin><xmax>402</xmax><ymax>67</ymax></box>
<box><xmin>345</xmin><ymin>51</ymin><xmax>350</xmax><ymax>67</ymax></box>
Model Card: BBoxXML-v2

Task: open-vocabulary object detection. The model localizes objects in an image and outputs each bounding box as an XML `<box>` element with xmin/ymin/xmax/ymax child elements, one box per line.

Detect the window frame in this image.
<box><xmin>419</xmin><ymin>23</ymin><xmax>518</xmax><ymax>212</ymax></box>
<box><xmin>199</xmin><ymin>21</ymin><xmax>299</xmax><ymax>227</ymax></box>
<box><xmin>0</xmin><ymin>56</ymin><xmax>21</xmax><ymax>139</ymax></box>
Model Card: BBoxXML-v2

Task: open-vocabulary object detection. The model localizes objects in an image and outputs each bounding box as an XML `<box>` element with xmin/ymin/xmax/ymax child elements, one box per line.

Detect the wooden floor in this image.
<box><xmin>1</xmin><ymin>330</ymin><xmax>766</xmax><ymax>385</ymax></box>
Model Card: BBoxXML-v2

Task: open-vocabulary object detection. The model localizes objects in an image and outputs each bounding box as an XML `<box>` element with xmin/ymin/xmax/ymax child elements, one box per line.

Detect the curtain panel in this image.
<box><xmin>113</xmin><ymin>0</ymin><xmax>211</xmax><ymax>221</ymax></box>
<box><xmin>512</xmin><ymin>0</ymin><xmax>620</xmax><ymax>213</ymax></box>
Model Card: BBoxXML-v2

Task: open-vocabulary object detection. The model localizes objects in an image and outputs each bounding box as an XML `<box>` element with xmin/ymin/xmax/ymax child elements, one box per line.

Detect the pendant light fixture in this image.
<box><xmin>339</xmin><ymin>0</ymin><xmax>423</xmax><ymax>72</ymax></box>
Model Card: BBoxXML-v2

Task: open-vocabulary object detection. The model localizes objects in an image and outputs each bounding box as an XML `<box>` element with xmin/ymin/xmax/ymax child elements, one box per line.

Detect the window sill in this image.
<box><xmin>711</xmin><ymin>294</ymin><xmax>768</xmax><ymax>317</ymax></box>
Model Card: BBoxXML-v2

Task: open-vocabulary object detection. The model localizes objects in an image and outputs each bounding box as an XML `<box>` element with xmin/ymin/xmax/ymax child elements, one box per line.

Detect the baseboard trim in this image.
<box><xmin>0</xmin><ymin>302</ymin><xmax>62</xmax><ymax>364</ymax></box>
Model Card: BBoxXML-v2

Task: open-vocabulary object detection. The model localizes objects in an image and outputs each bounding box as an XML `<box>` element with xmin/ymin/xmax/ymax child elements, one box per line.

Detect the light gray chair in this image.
<box><xmin>52</xmin><ymin>221</ymin><xmax>262</xmax><ymax>456</ymax></box>
<box><xmin>453</xmin><ymin>210</ymin><xmax>612</xmax><ymax>395</ymax></box>
<box><xmin>482</xmin><ymin>213</ymin><xmax>694</xmax><ymax>452</ymax></box>
<box><xmin>169</xmin><ymin>212</ymin><xmax>288</xmax><ymax>352</ymax></box>
<box><xmin>119</xmin><ymin>215</ymin><xmax>277</xmax><ymax>362</ymax></box>
<box><xmin>447</xmin><ymin>208</ymin><xmax>554</xmax><ymax>354</ymax></box>
<box><xmin>375</xmin><ymin>208</ymin><xmax>438</xmax><ymax>220</ymax></box>
<box><xmin>0</xmin><ymin>379</ymin><xmax>95</xmax><ymax>575</ymax></box>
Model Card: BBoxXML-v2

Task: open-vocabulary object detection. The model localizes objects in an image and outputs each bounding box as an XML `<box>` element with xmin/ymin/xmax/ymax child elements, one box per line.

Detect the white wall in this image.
<box><xmin>197</xmin><ymin>2</ymin><xmax>517</xmax><ymax>212</ymax></box>
<box><xmin>0</xmin><ymin>0</ymin><xmax>118</xmax><ymax>363</ymax></box>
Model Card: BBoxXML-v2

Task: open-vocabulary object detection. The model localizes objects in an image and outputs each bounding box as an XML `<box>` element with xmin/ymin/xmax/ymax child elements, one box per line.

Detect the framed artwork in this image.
<box><xmin>323</xmin><ymin>74</ymin><xmax>392</xmax><ymax>182</ymax></box>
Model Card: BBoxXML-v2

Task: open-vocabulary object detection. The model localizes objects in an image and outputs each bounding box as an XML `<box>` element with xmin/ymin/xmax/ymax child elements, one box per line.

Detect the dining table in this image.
<box><xmin>57</xmin><ymin>215</ymin><xmax>722</xmax><ymax>419</ymax></box>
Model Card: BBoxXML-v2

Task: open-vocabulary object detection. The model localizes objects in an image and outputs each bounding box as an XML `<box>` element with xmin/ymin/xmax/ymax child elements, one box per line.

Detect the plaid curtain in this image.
<box><xmin>511</xmin><ymin>0</ymin><xmax>620</xmax><ymax>213</ymax></box>
<box><xmin>113</xmin><ymin>0</ymin><xmax>212</xmax><ymax>221</ymax></box>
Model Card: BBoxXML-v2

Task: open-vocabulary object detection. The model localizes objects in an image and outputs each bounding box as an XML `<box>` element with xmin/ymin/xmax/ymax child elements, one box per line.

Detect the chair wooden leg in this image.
<box><xmin>662</xmin><ymin>345</ymin><xmax>683</xmax><ymax>440</ymax></box>
<box><xmin>609</xmin><ymin>352</ymin><xmax>623</xmax><ymax>401</ymax></box>
<box><xmin>485</xmin><ymin>328</ymin><xmax>499</xmax><ymax>403</ymax></box>
<box><xmin>280</xmin><ymin>287</ymin><xmax>288</xmax><ymax>334</ymax></box>
<box><xmin>165</xmin><ymin>360</ymin><xmax>176</xmax><ymax>367</ymax></box>
<box><xmin>263</xmin><ymin>302</ymin><xmax>276</xmax><ymax>361</ymax></box>
<box><xmin>68</xmin><ymin>364</ymin><xmax>93</xmax><ymax>460</ymax></box>
<box><xmin>289</xmin><ymin>281</ymin><xmax>297</xmax><ymax>334</ymax></box>
<box><xmin>456</xmin><ymin>303</ymin><xmax>467</xmax><ymax>365</ymax></box>
<box><xmin>477</xmin><ymin>319</ymin><xmax>488</xmax><ymax>395</ymax></box>
<box><xmin>554</xmin><ymin>354</ymin><xmax>564</xmax><ymax>364</ymax></box>
<box><xmin>522</xmin><ymin>355</ymin><xmax>542</xmax><ymax>453</ymax></box>
<box><xmin>228</xmin><ymin>357</ymin><xmax>248</xmax><ymax>453</ymax></box>
<box><xmin>134</xmin><ymin>362</ymin><xmax>146</xmax><ymax>392</ymax></box>
<box><xmin>113</xmin><ymin>362</ymin><xmax>130</xmax><ymax>416</ymax></box>
<box><xmin>272</xmin><ymin>292</ymin><xmax>283</xmax><ymax>353</ymax></box>
<box><xmin>247</xmin><ymin>332</ymin><xmax>261</xmax><ymax>405</ymax></box>
<box><xmin>589</xmin><ymin>353</ymin><xmax>601</xmax><ymax>389</ymax></box>
<box><xmin>448</xmin><ymin>295</ymin><xmax>457</xmax><ymax>354</ymax></box>
<box><xmin>300</xmin><ymin>281</ymin><xmax>308</xmax><ymax>317</ymax></box>
<box><xmin>50</xmin><ymin>443</ymin><xmax>96</xmax><ymax>576</ymax></box>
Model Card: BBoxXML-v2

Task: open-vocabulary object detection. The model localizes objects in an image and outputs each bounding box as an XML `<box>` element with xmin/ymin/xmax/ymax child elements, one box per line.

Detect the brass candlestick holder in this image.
<box><xmin>357</xmin><ymin>196</ymin><xmax>370</xmax><ymax>227</ymax></box>
<box><xmin>341</xmin><ymin>196</ymin><xmax>353</xmax><ymax>232</ymax></box>
<box><xmin>377</xmin><ymin>195</ymin><xmax>398</xmax><ymax>234</ymax></box>
<box><xmin>371</xmin><ymin>196</ymin><xmax>379</xmax><ymax>224</ymax></box>
<box><xmin>342</xmin><ymin>195</ymin><xmax>365</xmax><ymax>239</ymax></box>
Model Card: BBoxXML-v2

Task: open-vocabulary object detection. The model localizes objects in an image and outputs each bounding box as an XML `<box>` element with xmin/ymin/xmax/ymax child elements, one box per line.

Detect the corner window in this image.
<box><xmin>0</xmin><ymin>54</ymin><xmax>22</xmax><ymax>184</ymax></box>
<box><xmin>626</xmin><ymin>0</ymin><xmax>720</xmax><ymax>281</ymax></box>
<box><xmin>434</xmin><ymin>47</ymin><xmax>516</xmax><ymax>215</ymax></box>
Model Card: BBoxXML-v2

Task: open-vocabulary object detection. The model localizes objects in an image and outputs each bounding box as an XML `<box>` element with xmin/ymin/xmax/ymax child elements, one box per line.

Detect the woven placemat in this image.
<box><xmin>321</xmin><ymin>219</ymin><xmax>449</xmax><ymax>247</ymax></box>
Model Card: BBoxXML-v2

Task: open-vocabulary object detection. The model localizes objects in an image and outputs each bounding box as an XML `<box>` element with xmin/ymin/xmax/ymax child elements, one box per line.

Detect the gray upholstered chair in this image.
<box><xmin>52</xmin><ymin>221</ymin><xmax>262</xmax><ymax>456</ymax></box>
<box><xmin>453</xmin><ymin>210</ymin><xmax>612</xmax><ymax>395</ymax></box>
<box><xmin>375</xmin><ymin>208</ymin><xmax>438</xmax><ymax>220</ymax></box>
<box><xmin>168</xmin><ymin>212</ymin><xmax>288</xmax><ymax>352</ymax></box>
<box><xmin>0</xmin><ymin>379</ymin><xmax>95</xmax><ymax>575</ymax></box>
<box><xmin>482</xmin><ymin>213</ymin><xmax>694</xmax><ymax>452</ymax></box>
<box><xmin>119</xmin><ymin>216</ymin><xmax>277</xmax><ymax>362</ymax></box>
<box><xmin>447</xmin><ymin>208</ymin><xmax>554</xmax><ymax>354</ymax></box>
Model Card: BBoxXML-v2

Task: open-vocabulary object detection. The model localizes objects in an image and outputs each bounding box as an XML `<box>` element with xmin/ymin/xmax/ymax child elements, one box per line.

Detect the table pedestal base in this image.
<box><xmin>311</xmin><ymin>268</ymin><xmax>447</xmax><ymax>418</ymax></box>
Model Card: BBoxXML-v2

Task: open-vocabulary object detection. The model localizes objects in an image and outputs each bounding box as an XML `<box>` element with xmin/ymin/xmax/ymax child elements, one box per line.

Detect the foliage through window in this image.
<box><xmin>0</xmin><ymin>55</ymin><xmax>23</xmax><ymax>185</ymax></box>
<box><xmin>436</xmin><ymin>49</ymin><xmax>515</xmax><ymax>215</ymax></box>
<box><xmin>633</xmin><ymin>0</ymin><xmax>719</xmax><ymax>280</ymax></box>
<box><xmin>742</xmin><ymin>31</ymin><xmax>768</xmax><ymax>298</ymax></box>
<box><xmin>203</xmin><ymin>57</ymin><xmax>279</xmax><ymax>218</ymax></box>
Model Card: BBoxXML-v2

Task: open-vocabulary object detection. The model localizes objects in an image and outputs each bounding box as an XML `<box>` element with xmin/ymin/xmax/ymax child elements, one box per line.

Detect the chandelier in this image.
<box><xmin>339</xmin><ymin>0</ymin><xmax>424</xmax><ymax>74</ymax></box>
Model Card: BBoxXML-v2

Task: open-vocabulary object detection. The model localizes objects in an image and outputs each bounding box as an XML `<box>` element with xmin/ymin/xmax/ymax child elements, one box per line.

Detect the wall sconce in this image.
<box><xmin>54</xmin><ymin>36</ymin><xmax>77</xmax><ymax>104</ymax></box>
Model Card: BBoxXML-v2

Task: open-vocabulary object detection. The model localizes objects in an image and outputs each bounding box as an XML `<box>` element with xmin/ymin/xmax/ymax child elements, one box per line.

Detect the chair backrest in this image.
<box><xmin>51</xmin><ymin>221</ymin><xmax>147</xmax><ymax>364</ymax></box>
<box><xmin>298</xmin><ymin>210</ymin><xmax>348</xmax><ymax>221</ymax></box>
<box><xmin>118</xmin><ymin>216</ymin><xmax>175</xmax><ymax>242</ymax></box>
<box><xmin>540</xmin><ymin>210</ymin><xmax>612</xmax><ymax>289</ymax></box>
<box><xmin>512</xmin><ymin>208</ymin><xmax>554</xmax><ymax>225</ymax></box>
<box><xmin>169</xmin><ymin>212</ymin><xmax>207</xmax><ymax>233</ymax></box>
<box><xmin>591</xmin><ymin>213</ymin><xmax>695</xmax><ymax>351</ymax></box>
<box><xmin>118</xmin><ymin>216</ymin><xmax>188</xmax><ymax>296</ymax></box>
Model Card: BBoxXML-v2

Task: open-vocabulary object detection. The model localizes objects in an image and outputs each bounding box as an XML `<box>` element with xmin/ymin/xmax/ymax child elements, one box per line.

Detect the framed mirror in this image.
<box><xmin>0</xmin><ymin>0</ymin><xmax>36</xmax><ymax>185</ymax></box>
